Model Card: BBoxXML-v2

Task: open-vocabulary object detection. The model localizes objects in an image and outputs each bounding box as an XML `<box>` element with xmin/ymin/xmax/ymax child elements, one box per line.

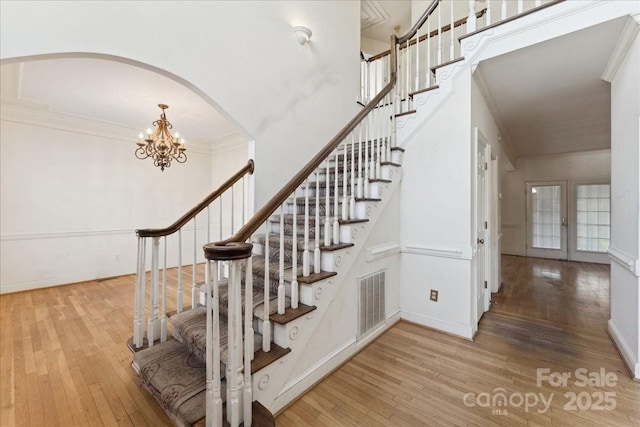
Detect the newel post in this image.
<box><xmin>204</xmin><ymin>241</ymin><xmax>253</xmax><ymax>427</ymax></box>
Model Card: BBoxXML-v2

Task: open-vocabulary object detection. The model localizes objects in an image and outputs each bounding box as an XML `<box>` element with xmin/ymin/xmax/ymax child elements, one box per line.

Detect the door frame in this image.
<box><xmin>525</xmin><ymin>180</ymin><xmax>568</xmax><ymax>260</ymax></box>
<box><xmin>472</xmin><ymin>128</ymin><xmax>496</xmax><ymax>329</ymax></box>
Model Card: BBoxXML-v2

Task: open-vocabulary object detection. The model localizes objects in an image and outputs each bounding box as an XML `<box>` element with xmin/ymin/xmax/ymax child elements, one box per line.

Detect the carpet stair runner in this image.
<box><xmin>130</xmin><ymin>150</ymin><xmax>401</xmax><ymax>426</ymax></box>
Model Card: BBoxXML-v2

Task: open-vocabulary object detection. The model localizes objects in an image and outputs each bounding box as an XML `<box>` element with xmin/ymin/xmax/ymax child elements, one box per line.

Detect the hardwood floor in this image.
<box><xmin>1</xmin><ymin>256</ymin><xmax>638</xmax><ymax>426</ymax></box>
<box><xmin>277</xmin><ymin>256</ymin><xmax>640</xmax><ymax>426</ymax></box>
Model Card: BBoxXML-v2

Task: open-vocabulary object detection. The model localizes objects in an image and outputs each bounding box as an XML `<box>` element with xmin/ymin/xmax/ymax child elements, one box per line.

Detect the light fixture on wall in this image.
<box><xmin>293</xmin><ymin>26</ymin><xmax>312</xmax><ymax>45</ymax></box>
<box><xmin>135</xmin><ymin>104</ymin><xmax>186</xmax><ymax>171</ymax></box>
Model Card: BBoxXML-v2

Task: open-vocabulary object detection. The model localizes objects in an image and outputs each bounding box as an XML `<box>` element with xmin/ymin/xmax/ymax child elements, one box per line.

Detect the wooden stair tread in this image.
<box><xmin>338</xmin><ymin>218</ymin><xmax>368</xmax><ymax>225</ymax></box>
<box><xmin>270</xmin><ymin>303</ymin><xmax>317</xmax><ymax>325</ymax></box>
<box><xmin>390</xmin><ymin>146</ymin><xmax>405</xmax><ymax>152</ymax></box>
<box><xmin>320</xmin><ymin>242</ymin><xmax>354</xmax><ymax>251</ymax></box>
<box><xmin>355</xmin><ymin>197</ymin><xmax>382</xmax><ymax>202</ymax></box>
<box><xmin>409</xmin><ymin>85</ymin><xmax>439</xmax><ymax>98</ymax></box>
<box><xmin>297</xmin><ymin>270</ymin><xmax>337</xmax><ymax>284</ymax></box>
<box><xmin>430</xmin><ymin>56</ymin><xmax>465</xmax><ymax>73</ymax></box>
<box><xmin>381</xmin><ymin>161</ymin><xmax>401</xmax><ymax>167</ymax></box>
<box><xmin>369</xmin><ymin>178</ymin><xmax>391</xmax><ymax>183</ymax></box>
<box><xmin>251</xmin><ymin>343</ymin><xmax>291</xmax><ymax>373</ymax></box>
<box><xmin>394</xmin><ymin>109</ymin><xmax>416</xmax><ymax>118</ymax></box>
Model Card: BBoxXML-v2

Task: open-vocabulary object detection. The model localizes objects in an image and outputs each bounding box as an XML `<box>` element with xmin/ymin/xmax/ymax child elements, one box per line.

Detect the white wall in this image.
<box><xmin>399</xmin><ymin>68</ymin><xmax>474</xmax><ymax>339</ymax></box>
<box><xmin>0</xmin><ymin>105</ymin><xmax>229</xmax><ymax>293</ymax></box>
<box><xmin>361</xmin><ymin>37</ymin><xmax>390</xmax><ymax>57</ymax></box>
<box><xmin>609</xmin><ymin>27</ymin><xmax>640</xmax><ymax>379</ymax></box>
<box><xmin>500</xmin><ymin>150</ymin><xmax>611</xmax><ymax>258</ymax></box>
<box><xmin>0</xmin><ymin>0</ymin><xmax>361</xmax><ymax>210</ymax></box>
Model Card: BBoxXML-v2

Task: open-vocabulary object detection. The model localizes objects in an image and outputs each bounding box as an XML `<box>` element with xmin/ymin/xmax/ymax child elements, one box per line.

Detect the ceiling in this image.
<box><xmin>476</xmin><ymin>17</ymin><xmax>627</xmax><ymax>159</ymax></box>
<box><xmin>361</xmin><ymin>0</ymin><xmax>411</xmax><ymax>43</ymax></box>
<box><xmin>1</xmin><ymin>57</ymin><xmax>239</xmax><ymax>144</ymax></box>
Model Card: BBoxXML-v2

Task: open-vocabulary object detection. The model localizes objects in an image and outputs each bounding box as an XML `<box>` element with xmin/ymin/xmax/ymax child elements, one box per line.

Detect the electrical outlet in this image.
<box><xmin>430</xmin><ymin>289</ymin><xmax>438</xmax><ymax>302</ymax></box>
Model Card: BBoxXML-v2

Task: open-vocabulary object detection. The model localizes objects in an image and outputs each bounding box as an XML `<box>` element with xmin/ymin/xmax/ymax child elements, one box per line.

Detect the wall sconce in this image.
<box><xmin>293</xmin><ymin>26</ymin><xmax>312</xmax><ymax>45</ymax></box>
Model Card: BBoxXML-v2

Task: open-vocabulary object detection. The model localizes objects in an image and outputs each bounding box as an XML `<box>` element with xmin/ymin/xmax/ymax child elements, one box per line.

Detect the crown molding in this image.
<box><xmin>602</xmin><ymin>14</ymin><xmax>640</xmax><ymax>83</ymax></box>
<box><xmin>0</xmin><ymin>100</ymin><xmax>214</xmax><ymax>154</ymax></box>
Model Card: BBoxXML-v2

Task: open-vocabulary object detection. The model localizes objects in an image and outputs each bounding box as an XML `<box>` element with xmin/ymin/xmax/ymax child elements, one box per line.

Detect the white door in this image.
<box><xmin>476</xmin><ymin>140</ymin><xmax>489</xmax><ymax>322</ymax></box>
<box><xmin>526</xmin><ymin>181</ymin><xmax>568</xmax><ymax>260</ymax></box>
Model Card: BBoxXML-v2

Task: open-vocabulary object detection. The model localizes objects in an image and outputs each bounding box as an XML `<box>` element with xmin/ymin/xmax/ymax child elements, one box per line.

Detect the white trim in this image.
<box><xmin>366</xmin><ymin>241</ymin><xmax>400</xmax><ymax>262</ymax></box>
<box><xmin>601</xmin><ymin>15</ymin><xmax>640</xmax><ymax>83</ymax></box>
<box><xmin>272</xmin><ymin>311</ymin><xmax>401</xmax><ymax>411</ymax></box>
<box><xmin>0</xmin><ymin>224</ymin><xmax>204</xmax><ymax>242</ymax></box>
<box><xmin>400</xmin><ymin>310</ymin><xmax>473</xmax><ymax>340</ymax></box>
<box><xmin>403</xmin><ymin>243</ymin><xmax>472</xmax><ymax>260</ymax></box>
<box><xmin>0</xmin><ymin>267</ymin><xmax>134</xmax><ymax>294</ymax></box>
<box><xmin>1</xmin><ymin>102</ymin><xmax>214</xmax><ymax>154</ymax></box>
<box><xmin>608</xmin><ymin>246</ymin><xmax>640</xmax><ymax>276</ymax></box>
<box><xmin>608</xmin><ymin>319</ymin><xmax>640</xmax><ymax>379</ymax></box>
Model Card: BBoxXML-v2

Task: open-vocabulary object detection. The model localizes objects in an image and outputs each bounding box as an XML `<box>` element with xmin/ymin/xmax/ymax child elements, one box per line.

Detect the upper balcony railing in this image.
<box><xmin>360</xmin><ymin>0</ymin><xmax>561</xmax><ymax>110</ymax></box>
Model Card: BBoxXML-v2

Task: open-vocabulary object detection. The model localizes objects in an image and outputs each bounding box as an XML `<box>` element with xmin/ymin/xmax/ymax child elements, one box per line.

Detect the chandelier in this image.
<box><xmin>135</xmin><ymin>104</ymin><xmax>187</xmax><ymax>171</ymax></box>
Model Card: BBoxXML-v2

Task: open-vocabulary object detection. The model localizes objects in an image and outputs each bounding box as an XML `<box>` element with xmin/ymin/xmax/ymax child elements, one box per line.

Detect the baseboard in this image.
<box><xmin>400</xmin><ymin>310</ymin><xmax>473</xmax><ymax>340</ymax></box>
<box><xmin>0</xmin><ymin>268</ymin><xmax>135</xmax><ymax>294</ymax></box>
<box><xmin>608</xmin><ymin>319</ymin><xmax>640</xmax><ymax>380</ymax></box>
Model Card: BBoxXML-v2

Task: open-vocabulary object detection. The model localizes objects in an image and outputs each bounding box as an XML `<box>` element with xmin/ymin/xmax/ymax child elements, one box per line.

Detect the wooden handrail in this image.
<box><xmin>136</xmin><ymin>159</ymin><xmax>255</xmax><ymax>238</ymax></box>
<box><xmin>367</xmin><ymin>7</ymin><xmax>487</xmax><ymax>62</ymax></box>
<box><xmin>204</xmin><ymin>0</ymin><xmax>440</xmax><ymax>257</ymax></box>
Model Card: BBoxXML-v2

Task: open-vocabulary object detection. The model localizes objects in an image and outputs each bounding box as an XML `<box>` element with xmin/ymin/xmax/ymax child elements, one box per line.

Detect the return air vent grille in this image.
<box><xmin>358</xmin><ymin>270</ymin><xmax>386</xmax><ymax>339</ymax></box>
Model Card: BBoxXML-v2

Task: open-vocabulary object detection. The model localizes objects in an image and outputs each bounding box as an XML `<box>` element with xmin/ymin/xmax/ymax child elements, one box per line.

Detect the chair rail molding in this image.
<box><xmin>608</xmin><ymin>246</ymin><xmax>640</xmax><ymax>277</ymax></box>
<box><xmin>366</xmin><ymin>241</ymin><xmax>400</xmax><ymax>262</ymax></box>
<box><xmin>402</xmin><ymin>243</ymin><xmax>473</xmax><ymax>260</ymax></box>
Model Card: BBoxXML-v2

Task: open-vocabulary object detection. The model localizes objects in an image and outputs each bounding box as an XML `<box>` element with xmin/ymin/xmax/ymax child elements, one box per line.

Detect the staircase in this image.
<box><xmin>126</xmin><ymin>1</ymin><xmax>568</xmax><ymax>425</ymax></box>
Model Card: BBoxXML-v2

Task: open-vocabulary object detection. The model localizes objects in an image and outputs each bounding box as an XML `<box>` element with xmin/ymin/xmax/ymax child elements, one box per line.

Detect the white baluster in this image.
<box><xmin>324</xmin><ymin>160</ymin><xmax>331</xmax><ymax>247</ymax></box>
<box><xmin>518</xmin><ymin>0</ymin><xmax>524</xmax><ymax>14</ymax></box>
<box><xmin>366</xmin><ymin>60</ymin><xmax>370</xmax><ymax>102</ymax></box>
<box><xmin>405</xmin><ymin>40</ymin><xmax>410</xmax><ymax>108</ymax></box>
<box><xmin>450</xmin><ymin>0</ymin><xmax>455</xmax><ymax>60</ymax></box>
<box><xmin>277</xmin><ymin>203</ymin><xmax>285</xmax><ymax>315</ymax></box>
<box><xmin>502</xmin><ymin>0</ymin><xmax>507</xmax><ymax>20</ymax></box>
<box><xmin>161</xmin><ymin>236</ymin><xmax>167</xmax><ymax>342</ymax></box>
<box><xmin>364</xmin><ymin>114</ymin><xmax>370</xmax><ymax>198</ymax></box>
<box><xmin>333</xmin><ymin>151</ymin><xmax>340</xmax><ymax>245</ymax></box>
<box><xmin>219</xmin><ymin>198</ymin><xmax>223</xmax><ymax>282</ymax></box>
<box><xmin>147</xmin><ymin>236</ymin><xmax>160</xmax><ymax>347</ymax></box>
<box><xmin>242</xmin><ymin>176</ymin><xmax>246</xmax><ymax>225</ymax></box>
<box><xmin>376</xmin><ymin>105</ymin><xmax>382</xmax><ymax>179</ymax></box>
<box><xmin>535</xmin><ymin>0</ymin><xmax>541</xmax><ymax>6</ymax></box>
<box><xmin>303</xmin><ymin>178</ymin><xmax>310</xmax><ymax>277</ymax></box>
<box><xmin>192</xmin><ymin>217</ymin><xmax>198</xmax><ymax>309</ymax></box>
<box><xmin>205</xmin><ymin>207</ymin><xmax>210</xmax><ymax>306</ymax></box>
<box><xmin>243</xmin><ymin>256</ymin><xmax>253</xmax><ymax>425</ymax></box>
<box><xmin>437</xmin><ymin>2</ymin><xmax>443</xmax><ymax>64</ymax></box>
<box><xmin>291</xmin><ymin>194</ymin><xmax>299</xmax><ymax>309</ymax></box>
<box><xmin>486</xmin><ymin>0</ymin><xmax>492</xmax><ymax>26</ymax></box>
<box><xmin>134</xmin><ymin>237</ymin><xmax>146</xmax><ymax>348</ymax></box>
<box><xmin>226</xmin><ymin>259</ymin><xmax>244</xmax><ymax>427</ymax></box>
<box><xmin>467</xmin><ymin>0</ymin><xmax>477</xmax><ymax>33</ymax></box>
<box><xmin>231</xmin><ymin>185</ymin><xmax>235</xmax><ymax>234</ymax></box>
<box><xmin>415</xmin><ymin>29</ymin><xmax>420</xmax><ymax>93</ymax></box>
<box><xmin>369</xmin><ymin>115</ymin><xmax>376</xmax><ymax>184</ymax></box>
<box><xmin>357</xmin><ymin>123</ymin><xmax>364</xmax><ymax>199</ymax></box>
<box><xmin>262</xmin><ymin>229</ymin><xmax>271</xmax><ymax>352</ymax></box>
<box><xmin>314</xmin><ymin>170</ymin><xmax>321</xmax><ymax>274</ymax></box>
<box><xmin>341</xmin><ymin>142</ymin><xmax>348</xmax><ymax>220</ymax></box>
<box><xmin>426</xmin><ymin>16</ymin><xmax>431</xmax><ymax>88</ymax></box>
<box><xmin>382</xmin><ymin>101</ymin><xmax>389</xmax><ymax>163</ymax></box>
<box><xmin>350</xmin><ymin>133</ymin><xmax>356</xmax><ymax>219</ymax></box>
<box><xmin>205</xmin><ymin>260</ymin><xmax>223</xmax><ymax>427</ymax></box>
<box><xmin>177</xmin><ymin>229</ymin><xmax>183</xmax><ymax>313</ymax></box>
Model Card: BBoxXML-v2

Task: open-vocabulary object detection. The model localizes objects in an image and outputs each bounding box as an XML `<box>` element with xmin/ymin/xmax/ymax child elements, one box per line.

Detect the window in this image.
<box><xmin>576</xmin><ymin>184</ymin><xmax>610</xmax><ymax>253</ymax></box>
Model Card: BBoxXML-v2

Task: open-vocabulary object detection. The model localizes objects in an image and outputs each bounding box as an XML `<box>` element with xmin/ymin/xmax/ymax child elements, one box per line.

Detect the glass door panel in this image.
<box><xmin>526</xmin><ymin>181</ymin><xmax>567</xmax><ymax>259</ymax></box>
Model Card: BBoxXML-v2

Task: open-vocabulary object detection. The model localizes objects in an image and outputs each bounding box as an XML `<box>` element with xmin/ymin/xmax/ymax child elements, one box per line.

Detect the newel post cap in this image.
<box><xmin>204</xmin><ymin>242</ymin><xmax>253</xmax><ymax>261</ymax></box>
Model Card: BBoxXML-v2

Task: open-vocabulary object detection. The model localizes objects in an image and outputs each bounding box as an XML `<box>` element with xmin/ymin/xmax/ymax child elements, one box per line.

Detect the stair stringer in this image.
<box><xmin>250</xmin><ymin>166</ymin><xmax>403</xmax><ymax>414</ymax></box>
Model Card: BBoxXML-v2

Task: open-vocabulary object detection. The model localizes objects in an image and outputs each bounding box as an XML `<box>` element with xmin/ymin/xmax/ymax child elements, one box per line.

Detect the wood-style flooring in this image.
<box><xmin>277</xmin><ymin>256</ymin><xmax>640</xmax><ymax>426</ymax></box>
<box><xmin>1</xmin><ymin>256</ymin><xmax>638</xmax><ymax>426</ymax></box>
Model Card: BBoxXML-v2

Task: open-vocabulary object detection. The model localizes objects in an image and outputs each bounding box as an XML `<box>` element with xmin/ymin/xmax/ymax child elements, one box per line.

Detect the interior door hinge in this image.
<box><xmin>484</xmin><ymin>281</ymin><xmax>488</xmax><ymax>289</ymax></box>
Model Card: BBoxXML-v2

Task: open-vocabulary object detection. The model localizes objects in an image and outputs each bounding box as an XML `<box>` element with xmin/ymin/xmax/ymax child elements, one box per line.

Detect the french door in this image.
<box><xmin>526</xmin><ymin>181</ymin><xmax>568</xmax><ymax>260</ymax></box>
